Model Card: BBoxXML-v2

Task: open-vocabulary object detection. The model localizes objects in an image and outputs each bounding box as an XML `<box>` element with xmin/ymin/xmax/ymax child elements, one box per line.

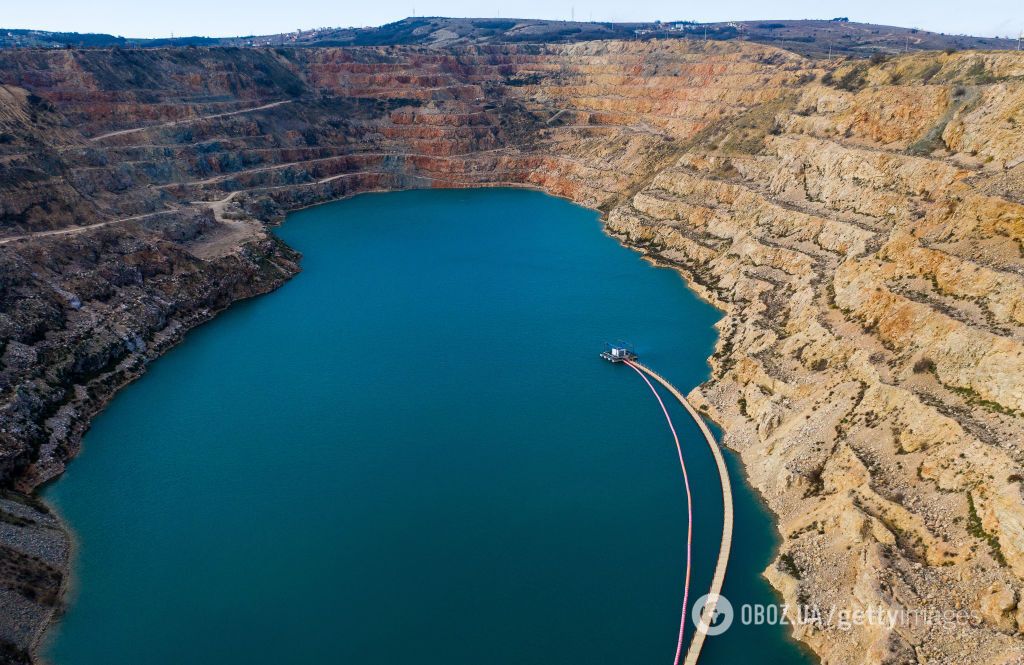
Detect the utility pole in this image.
<box><xmin>571</xmin><ymin>6</ymin><xmax>575</xmax><ymax>21</ymax></box>
<box><xmin>905</xmin><ymin>34</ymin><xmax>910</xmax><ymax>52</ymax></box>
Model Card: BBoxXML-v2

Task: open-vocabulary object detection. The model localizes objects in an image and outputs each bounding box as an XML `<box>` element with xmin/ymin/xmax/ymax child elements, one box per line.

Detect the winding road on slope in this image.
<box><xmin>88</xmin><ymin>100</ymin><xmax>293</xmax><ymax>141</ymax></box>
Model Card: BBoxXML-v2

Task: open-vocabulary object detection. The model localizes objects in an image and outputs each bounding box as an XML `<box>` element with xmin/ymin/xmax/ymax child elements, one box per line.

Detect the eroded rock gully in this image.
<box><xmin>1</xmin><ymin>40</ymin><xmax>1022</xmax><ymax>663</ymax></box>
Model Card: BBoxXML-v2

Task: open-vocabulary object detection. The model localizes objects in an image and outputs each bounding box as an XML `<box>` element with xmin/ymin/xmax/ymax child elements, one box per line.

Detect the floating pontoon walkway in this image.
<box><xmin>624</xmin><ymin>360</ymin><xmax>734</xmax><ymax>665</ymax></box>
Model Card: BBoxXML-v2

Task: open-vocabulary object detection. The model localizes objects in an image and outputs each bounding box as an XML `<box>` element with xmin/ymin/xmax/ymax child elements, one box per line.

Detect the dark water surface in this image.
<box><xmin>44</xmin><ymin>189</ymin><xmax>813</xmax><ymax>664</ymax></box>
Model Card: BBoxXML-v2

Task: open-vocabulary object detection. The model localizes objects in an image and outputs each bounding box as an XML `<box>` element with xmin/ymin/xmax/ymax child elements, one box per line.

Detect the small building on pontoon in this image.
<box><xmin>600</xmin><ymin>341</ymin><xmax>638</xmax><ymax>363</ymax></box>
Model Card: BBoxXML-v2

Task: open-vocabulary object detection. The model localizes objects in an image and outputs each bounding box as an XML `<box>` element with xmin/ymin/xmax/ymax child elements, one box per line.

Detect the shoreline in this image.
<box><xmin>3</xmin><ymin>38</ymin><xmax>1021</xmax><ymax>665</ymax></box>
<box><xmin>9</xmin><ymin>232</ymin><xmax>302</xmax><ymax>663</ymax></box>
<box><xmin>25</xmin><ymin>183</ymin><xmax>813</xmax><ymax>664</ymax></box>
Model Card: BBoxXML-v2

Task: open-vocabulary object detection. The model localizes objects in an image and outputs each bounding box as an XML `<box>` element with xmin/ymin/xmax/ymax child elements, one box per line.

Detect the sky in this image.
<box><xmin>3</xmin><ymin>0</ymin><xmax>1021</xmax><ymax>40</ymax></box>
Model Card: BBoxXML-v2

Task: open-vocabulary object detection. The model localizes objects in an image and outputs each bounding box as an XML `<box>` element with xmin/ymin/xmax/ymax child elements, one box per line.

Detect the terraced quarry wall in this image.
<box><xmin>0</xmin><ymin>40</ymin><xmax>1022</xmax><ymax>664</ymax></box>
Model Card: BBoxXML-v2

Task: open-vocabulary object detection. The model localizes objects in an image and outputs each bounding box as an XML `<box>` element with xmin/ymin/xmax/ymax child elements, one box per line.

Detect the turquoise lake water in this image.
<box><xmin>43</xmin><ymin>188</ymin><xmax>813</xmax><ymax>664</ymax></box>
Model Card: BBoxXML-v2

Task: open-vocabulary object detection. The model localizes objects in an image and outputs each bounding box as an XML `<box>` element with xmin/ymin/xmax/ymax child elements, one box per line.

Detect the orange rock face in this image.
<box><xmin>1</xmin><ymin>39</ymin><xmax>1023</xmax><ymax>664</ymax></box>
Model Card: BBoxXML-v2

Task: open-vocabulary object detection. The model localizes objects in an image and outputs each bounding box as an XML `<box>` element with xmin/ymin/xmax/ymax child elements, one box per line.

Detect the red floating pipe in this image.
<box><xmin>624</xmin><ymin>359</ymin><xmax>693</xmax><ymax>665</ymax></box>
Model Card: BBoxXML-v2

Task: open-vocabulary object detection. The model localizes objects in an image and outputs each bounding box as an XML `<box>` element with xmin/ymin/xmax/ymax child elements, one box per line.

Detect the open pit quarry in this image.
<box><xmin>0</xmin><ymin>39</ymin><xmax>1023</xmax><ymax>664</ymax></box>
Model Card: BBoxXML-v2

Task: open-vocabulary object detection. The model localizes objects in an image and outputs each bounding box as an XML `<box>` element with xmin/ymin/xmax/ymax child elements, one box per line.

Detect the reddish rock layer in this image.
<box><xmin>0</xmin><ymin>40</ymin><xmax>1022</xmax><ymax>664</ymax></box>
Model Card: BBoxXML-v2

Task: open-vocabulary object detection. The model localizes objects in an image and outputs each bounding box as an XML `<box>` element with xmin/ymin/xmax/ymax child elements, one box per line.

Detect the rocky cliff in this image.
<box><xmin>0</xmin><ymin>40</ymin><xmax>1022</xmax><ymax>664</ymax></box>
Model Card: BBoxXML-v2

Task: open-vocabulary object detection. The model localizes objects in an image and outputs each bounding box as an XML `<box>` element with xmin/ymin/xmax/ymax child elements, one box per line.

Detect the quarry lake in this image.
<box><xmin>43</xmin><ymin>188</ymin><xmax>812</xmax><ymax>664</ymax></box>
